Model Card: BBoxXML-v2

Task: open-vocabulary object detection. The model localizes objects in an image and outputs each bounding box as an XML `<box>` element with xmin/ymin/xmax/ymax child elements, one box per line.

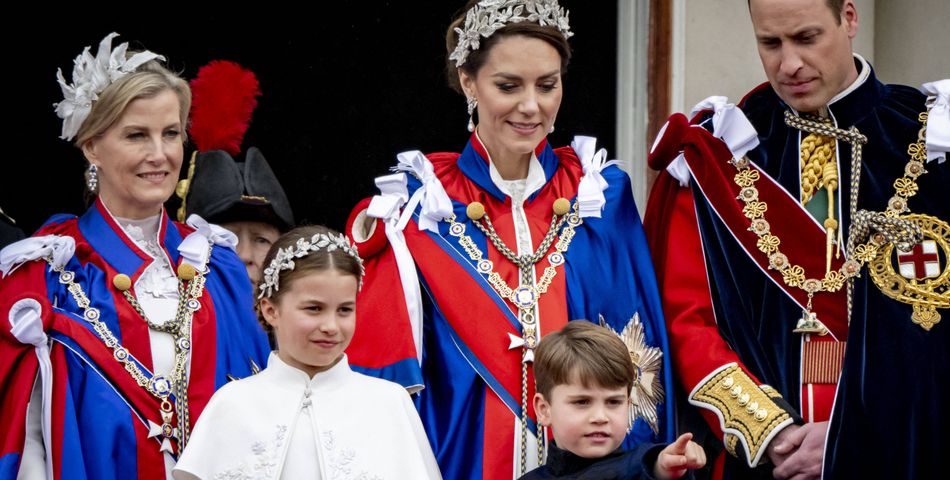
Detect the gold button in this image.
<box><xmin>746</xmin><ymin>401</ymin><xmax>759</xmax><ymax>413</ymax></box>
<box><xmin>552</xmin><ymin>198</ymin><xmax>571</xmax><ymax>216</ymax></box>
<box><xmin>755</xmin><ymin>409</ymin><xmax>768</xmax><ymax>421</ymax></box>
<box><xmin>738</xmin><ymin>393</ymin><xmax>750</xmax><ymax>406</ymax></box>
<box><xmin>730</xmin><ymin>385</ymin><xmax>742</xmax><ymax>398</ymax></box>
<box><xmin>177</xmin><ymin>263</ymin><xmax>197</xmax><ymax>281</ymax></box>
<box><xmin>112</xmin><ymin>274</ymin><xmax>132</xmax><ymax>292</ymax></box>
<box><xmin>721</xmin><ymin>377</ymin><xmax>735</xmax><ymax>389</ymax></box>
<box><xmin>466</xmin><ymin>202</ymin><xmax>486</xmax><ymax>221</ymax></box>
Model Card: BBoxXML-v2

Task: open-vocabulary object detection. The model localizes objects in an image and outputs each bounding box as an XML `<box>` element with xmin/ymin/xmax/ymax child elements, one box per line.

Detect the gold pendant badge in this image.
<box><xmin>868</xmin><ymin>213</ymin><xmax>949</xmax><ymax>330</ymax></box>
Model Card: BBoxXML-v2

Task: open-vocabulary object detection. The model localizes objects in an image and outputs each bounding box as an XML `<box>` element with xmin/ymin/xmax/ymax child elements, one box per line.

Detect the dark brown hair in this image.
<box><xmin>534</xmin><ymin>321</ymin><xmax>635</xmax><ymax>399</ymax></box>
<box><xmin>445</xmin><ymin>0</ymin><xmax>573</xmax><ymax>94</ymax></box>
<box><xmin>254</xmin><ymin>225</ymin><xmax>363</xmax><ymax>332</ymax></box>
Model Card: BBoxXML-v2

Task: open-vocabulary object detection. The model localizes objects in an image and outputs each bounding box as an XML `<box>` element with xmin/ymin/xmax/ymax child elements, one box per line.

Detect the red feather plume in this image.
<box><xmin>188</xmin><ymin>60</ymin><xmax>261</xmax><ymax>156</ymax></box>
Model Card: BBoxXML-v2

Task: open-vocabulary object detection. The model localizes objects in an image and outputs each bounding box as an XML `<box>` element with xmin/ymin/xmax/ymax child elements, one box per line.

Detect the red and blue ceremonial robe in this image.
<box><xmin>346</xmin><ymin>133</ymin><xmax>674</xmax><ymax>479</ymax></box>
<box><xmin>645</xmin><ymin>60</ymin><xmax>948</xmax><ymax>479</ymax></box>
<box><xmin>0</xmin><ymin>199</ymin><xmax>270</xmax><ymax>480</ymax></box>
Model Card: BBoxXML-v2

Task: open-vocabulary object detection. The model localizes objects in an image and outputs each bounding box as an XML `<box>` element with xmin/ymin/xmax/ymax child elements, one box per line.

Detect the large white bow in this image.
<box><xmin>691</xmin><ymin>96</ymin><xmax>760</xmax><ymax>159</ymax></box>
<box><xmin>922</xmin><ymin>79</ymin><xmax>950</xmax><ymax>164</ymax></box>
<box><xmin>9</xmin><ymin>298</ymin><xmax>54</xmax><ymax>480</ymax></box>
<box><xmin>364</xmin><ymin>171</ymin><xmax>425</xmax><ymax>368</ymax></box>
<box><xmin>0</xmin><ymin>235</ymin><xmax>76</xmax><ymax>277</ymax></box>
<box><xmin>178</xmin><ymin>214</ymin><xmax>239</xmax><ymax>270</ymax></box>
<box><xmin>367</xmin><ymin>173</ymin><xmax>410</xmax><ymax>223</ymax></box>
<box><xmin>572</xmin><ymin>136</ymin><xmax>620</xmax><ymax>218</ymax></box>
<box><xmin>663</xmin><ymin>96</ymin><xmax>760</xmax><ymax>186</ymax></box>
<box><xmin>391</xmin><ymin>150</ymin><xmax>453</xmax><ymax>234</ymax></box>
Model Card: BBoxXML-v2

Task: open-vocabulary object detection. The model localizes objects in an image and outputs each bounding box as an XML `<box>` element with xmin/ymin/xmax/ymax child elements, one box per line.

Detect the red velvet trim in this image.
<box><xmin>346</xmin><ymin>197</ymin><xmax>389</xmax><ymax>258</ymax></box>
<box><xmin>50</xmin><ymin>344</ymin><xmax>66</xmax><ymax>480</ymax></box>
<box><xmin>648</xmin><ymin>113</ymin><xmax>691</xmax><ymax>170</ymax></box>
<box><xmin>483</xmin><ymin>389</ymin><xmax>515</xmax><ymax>480</ymax></box>
<box><xmin>347</xmin><ymin>245</ymin><xmax>416</xmax><ymax>370</ymax></box>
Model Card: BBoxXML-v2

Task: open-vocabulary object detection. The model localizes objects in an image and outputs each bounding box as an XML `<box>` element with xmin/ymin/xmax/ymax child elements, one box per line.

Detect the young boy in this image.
<box><xmin>522</xmin><ymin>321</ymin><xmax>705</xmax><ymax>479</ymax></box>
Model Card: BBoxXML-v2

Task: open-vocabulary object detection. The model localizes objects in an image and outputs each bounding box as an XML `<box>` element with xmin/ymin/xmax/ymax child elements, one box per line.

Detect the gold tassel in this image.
<box><xmin>175</xmin><ymin>151</ymin><xmax>199</xmax><ymax>222</ymax></box>
<box><xmin>822</xmin><ymin>161</ymin><xmax>838</xmax><ymax>273</ymax></box>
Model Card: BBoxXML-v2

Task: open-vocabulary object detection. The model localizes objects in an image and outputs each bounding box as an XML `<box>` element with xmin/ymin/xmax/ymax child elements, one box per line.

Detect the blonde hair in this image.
<box><xmin>74</xmin><ymin>58</ymin><xmax>191</xmax><ymax>148</ymax></box>
<box><xmin>534</xmin><ymin>321</ymin><xmax>635</xmax><ymax>399</ymax></box>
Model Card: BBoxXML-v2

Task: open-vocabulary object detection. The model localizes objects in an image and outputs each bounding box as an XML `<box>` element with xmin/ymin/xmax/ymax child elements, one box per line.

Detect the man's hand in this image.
<box><xmin>655</xmin><ymin>433</ymin><xmax>707</xmax><ymax>480</ymax></box>
<box><xmin>766</xmin><ymin>424</ymin><xmax>800</xmax><ymax>468</ymax></box>
<box><xmin>771</xmin><ymin>421</ymin><xmax>828</xmax><ymax>480</ymax></box>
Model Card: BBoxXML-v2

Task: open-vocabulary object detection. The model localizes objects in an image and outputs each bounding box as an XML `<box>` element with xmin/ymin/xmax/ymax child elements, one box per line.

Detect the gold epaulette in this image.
<box><xmin>689</xmin><ymin>363</ymin><xmax>794</xmax><ymax>467</ymax></box>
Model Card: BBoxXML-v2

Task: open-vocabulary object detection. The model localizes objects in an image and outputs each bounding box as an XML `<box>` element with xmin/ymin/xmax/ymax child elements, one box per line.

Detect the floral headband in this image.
<box><xmin>257</xmin><ymin>232</ymin><xmax>365</xmax><ymax>299</ymax></box>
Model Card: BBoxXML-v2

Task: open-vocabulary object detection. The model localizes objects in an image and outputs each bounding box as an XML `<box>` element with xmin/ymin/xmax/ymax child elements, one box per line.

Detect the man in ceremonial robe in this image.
<box><xmin>645</xmin><ymin>0</ymin><xmax>948</xmax><ymax>478</ymax></box>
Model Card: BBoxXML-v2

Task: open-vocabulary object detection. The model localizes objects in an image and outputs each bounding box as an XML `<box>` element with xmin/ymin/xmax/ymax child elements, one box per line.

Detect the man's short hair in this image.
<box><xmin>748</xmin><ymin>0</ymin><xmax>844</xmax><ymax>25</ymax></box>
<box><xmin>534</xmin><ymin>321</ymin><xmax>635</xmax><ymax>399</ymax></box>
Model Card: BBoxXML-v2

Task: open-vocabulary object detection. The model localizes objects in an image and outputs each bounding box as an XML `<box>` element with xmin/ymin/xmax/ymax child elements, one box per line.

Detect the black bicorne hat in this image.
<box><xmin>184</xmin><ymin>147</ymin><xmax>294</xmax><ymax>231</ymax></box>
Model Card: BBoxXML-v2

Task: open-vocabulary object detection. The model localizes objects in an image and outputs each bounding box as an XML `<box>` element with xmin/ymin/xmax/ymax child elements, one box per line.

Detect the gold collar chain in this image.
<box><xmin>46</xmin><ymin>249</ymin><xmax>211</xmax><ymax>452</ymax></box>
<box><xmin>729</xmin><ymin>111</ymin><xmax>932</xmax><ymax>334</ymax></box>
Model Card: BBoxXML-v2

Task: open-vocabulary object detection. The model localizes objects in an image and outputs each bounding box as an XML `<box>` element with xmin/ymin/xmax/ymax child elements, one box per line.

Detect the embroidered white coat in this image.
<box><xmin>173</xmin><ymin>353</ymin><xmax>441</xmax><ymax>480</ymax></box>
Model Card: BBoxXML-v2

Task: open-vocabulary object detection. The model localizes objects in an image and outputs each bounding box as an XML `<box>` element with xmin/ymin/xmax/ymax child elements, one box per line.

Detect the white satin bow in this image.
<box><xmin>691</xmin><ymin>96</ymin><xmax>760</xmax><ymax>159</ymax></box>
<box><xmin>368</xmin><ymin>173</ymin><xmax>410</xmax><ymax>224</ymax></box>
<box><xmin>364</xmin><ymin>168</ymin><xmax>427</xmax><ymax>367</ymax></box>
<box><xmin>392</xmin><ymin>150</ymin><xmax>453</xmax><ymax>234</ymax></box>
<box><xmin>663</xmin><ymin>96</ymin><xmax>760</xmax><ymax>186</ymax></box>
<box><xmin>922</xmin><ymin>79</ymin><xmax>950</xmax><ymax>164</ymax></box>
<box><xmin>572</xmin><ymin>136</ymin><xmax>620</xmax><ymax>218</ymax></box>
<box><xmin>9</xmin><ymin>298</ymin><xmax>54</xmax><ymax>480</ymax></box>
<box><xmin>178</xmin><ymin>214</ymin><xmax>239</xmax><ymax>270</ymax></box>
<box><xmin>0</xmin><ymin>235</ymin><xmax>76</xmax><ymax>277</ymax></box>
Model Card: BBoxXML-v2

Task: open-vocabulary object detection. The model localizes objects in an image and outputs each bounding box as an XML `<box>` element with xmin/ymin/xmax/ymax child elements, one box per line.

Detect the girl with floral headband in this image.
<box><xmin>346</xmin><ymin>0</ymin><xmax>675</xmax><ymax>477</ymax></box>
<box><xmin>0</xmin><ymin>33</ymin><xmax>269</xmax><ymax>479</ymax></box>
<box><xmin>175</xmin><ymin>226</ymin><xmax>441</xmax><ymax>479</ymax></box>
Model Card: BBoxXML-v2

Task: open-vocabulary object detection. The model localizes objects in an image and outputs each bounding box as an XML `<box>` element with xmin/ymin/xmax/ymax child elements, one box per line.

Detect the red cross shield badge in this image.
<box><xmin>897</xmin><ymin>240</ymin><xmax>941</xmax><ymax>280</ymax></box>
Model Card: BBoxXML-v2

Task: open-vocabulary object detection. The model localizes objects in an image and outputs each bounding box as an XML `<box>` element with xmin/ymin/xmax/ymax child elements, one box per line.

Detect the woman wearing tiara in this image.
<box><xmin>346</xmin><ymin>1</ymin><xmax>675</xmax><ymax>478</ymax></box>
<box><xmin>0</xmin><ymin>33</ymin><xmax>269</xmax><ymax>480</ymax></box>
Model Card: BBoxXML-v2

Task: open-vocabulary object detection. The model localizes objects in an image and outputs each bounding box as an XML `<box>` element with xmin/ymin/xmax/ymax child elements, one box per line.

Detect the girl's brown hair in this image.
<box><xmin>254</xmin><ymin>225</ymin><xmax>363</xmax><ymax>332</ymax></box>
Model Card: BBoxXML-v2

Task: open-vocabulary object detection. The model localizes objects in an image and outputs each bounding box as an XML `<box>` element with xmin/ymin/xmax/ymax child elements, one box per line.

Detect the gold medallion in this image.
<box><xmin>868</xmin><ymin>213</ymin><xmax>949</xmax><ymax>330</ymax></box>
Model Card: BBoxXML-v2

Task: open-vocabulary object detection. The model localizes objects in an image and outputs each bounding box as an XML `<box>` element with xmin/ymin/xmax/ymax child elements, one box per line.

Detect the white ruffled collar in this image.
<box><xmin>112</xmin><ymin>211</ymin><xmax>177</xmax><ymax>298</ymax></box>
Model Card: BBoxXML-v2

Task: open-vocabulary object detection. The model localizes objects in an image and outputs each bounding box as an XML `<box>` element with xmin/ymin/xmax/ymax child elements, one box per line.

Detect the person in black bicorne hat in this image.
<box><xmin>177</xmin><ymin>60</ymin><xmax>294</xmax><ymax>285</ymax></box>
<box><xmin>0</xmin><ymin>207</ymin><xmax>24</xmax><ymax>249</ymax></box>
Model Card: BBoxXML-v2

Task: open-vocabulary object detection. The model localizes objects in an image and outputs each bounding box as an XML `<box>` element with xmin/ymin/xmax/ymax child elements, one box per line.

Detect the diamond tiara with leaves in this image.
<box><xmin>54</xmin><ymin>32</ymin><xmax>165</xmax><ymax>141</ymax></box>
<box><xmin>450</xmin><ymin>0</ymin><xmax>573</xmax><ymax>68</ymax></box>
<box><xmin>257</xmin><ymin>232</ymin><xmax>365</xmax><ymax>299</ymax></box>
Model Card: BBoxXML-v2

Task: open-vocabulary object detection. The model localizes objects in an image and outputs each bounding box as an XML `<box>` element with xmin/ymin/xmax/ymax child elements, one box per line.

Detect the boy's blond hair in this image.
<box><xmin>534</xmin><ymin>321</ymin><xmax>635</xmax><ymax>398</ymax></box>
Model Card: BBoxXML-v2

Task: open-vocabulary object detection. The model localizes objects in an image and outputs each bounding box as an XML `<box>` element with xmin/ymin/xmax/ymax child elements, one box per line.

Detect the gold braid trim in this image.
<box><xmin>799</xmin><ymin>131</ymin><xmax>836</xmax><ymax>204</ymax></box>
<box><xmin>689</xmin><ymin>363</ymin><xmax>793</xmax><ymax>467</ymax></box>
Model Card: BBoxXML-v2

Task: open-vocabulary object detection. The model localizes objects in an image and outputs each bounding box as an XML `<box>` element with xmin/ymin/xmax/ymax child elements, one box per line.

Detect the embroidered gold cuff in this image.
<box><xmin>759</xmin><ymin>384</ymin><xmax>783</xmax><ymax>399</ymax></box>
<box><xmin>689</xmin><ymin>363</ymin><xmax>794</xmax><ymax>467</ymax></box>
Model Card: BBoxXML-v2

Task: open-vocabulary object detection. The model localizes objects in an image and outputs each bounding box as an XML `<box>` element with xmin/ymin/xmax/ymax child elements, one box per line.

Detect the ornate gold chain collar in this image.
<box><xmin>730</xmin><ymin>110</ymin><xmax>939</xmax><ymax>333</ymax></box>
